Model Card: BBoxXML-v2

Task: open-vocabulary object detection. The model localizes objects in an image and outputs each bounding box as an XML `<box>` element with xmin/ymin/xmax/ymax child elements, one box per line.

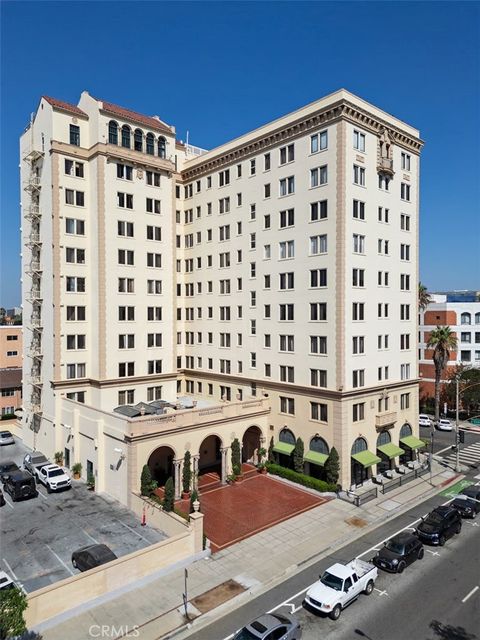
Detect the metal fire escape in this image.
<box><xmin>23</xmin><ymin>145</ymin><xmax>44</xmax><ymax>432</ymax></box>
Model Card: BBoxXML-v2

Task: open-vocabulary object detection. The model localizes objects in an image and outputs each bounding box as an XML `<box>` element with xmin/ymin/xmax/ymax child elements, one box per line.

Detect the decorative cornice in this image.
<box><xmin>52</xmin><ymin>372</ymin><xmax>177</xmax><ymax>390</ymax></box>
<box><xmin>181</xmin><ymin>100</ymin><xmax>424</xmax><ymax>182</ymax></box>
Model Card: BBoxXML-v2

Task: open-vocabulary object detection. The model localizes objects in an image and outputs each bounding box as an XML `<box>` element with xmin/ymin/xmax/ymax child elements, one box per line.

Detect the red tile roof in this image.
<box><xmin>42</xmin><ymin>96</ymin><xmax>88</xmax><ymax>118</ymax></box>
<box><xmin>98</xmin><ymin>99</ymin><xmax>172</xmax><ymax>135</ymax></box>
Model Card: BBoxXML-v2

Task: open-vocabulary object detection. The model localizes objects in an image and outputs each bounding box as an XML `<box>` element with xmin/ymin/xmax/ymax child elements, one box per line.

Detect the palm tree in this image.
<box><xmin>426</xmin><ymin>326</ymin><xmax>458</xmax><ymax>421</ymax></box>
<box><xmin>418</xmin><ymin>282</ymin><xmax>432</xmax><ymax>312</ymax></box>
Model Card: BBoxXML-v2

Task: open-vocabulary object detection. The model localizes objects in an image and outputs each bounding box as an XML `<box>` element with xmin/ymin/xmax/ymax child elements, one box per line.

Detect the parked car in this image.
<box><xmin>71</xmin><ymin>544</ymin><xmax>118</xmax><ymax>572</ymax></box>
<box><xmin>419</xmin><ymin>414</ymin><xmax>433</xmax><ymax>428</ymax></box>
<box><xmin>3</xmin><ymin>470</ymin><xmax>38</xmax><ymax>502</ymax></box>
<box><xmin>0</xmin><ymin>488</ymin><xmax>5</xmax><ymax>507</ymax></box>
<box><xmin>0</xmin><ymin>571</ymin><xmax>15</xmax><ymax>590</ymax></box>
<box><xmin>233</xmin><ymin>613</ymin><xmax>302</xmax><ymax>640</ymax></box>
<box><xmin>23</xmin><ymin>451</ymin><xmax>50</xmax><ymax>475</ymax></box>
<box><xmin>35</xmin><ymin>463</ymin><xmax>71</xmax><ymax>493</ymax></box>
<box><xmin>373</xmin><ymin>531</ymin><xmax>424</xmax><ymax>573</ymax></box>
<box><xmin>436</xmin><ymin>419</ymin><xmax>453</xmax><ymax>431</ymax></box>
<box><xmin>416</xmin><ymin>505</ymin><xmax>462</xmax><ymax>545</ymax></box>
<box><xmin>0</xmin><ymin>430</ymin><xmax>15</xmax><ymax>446</ymax></box>
<box><xmin>0</xmin><ymin>460</ymin><xmax>19</xmax><ymax>482</ymax></box>
<box><xmin>451</xmin><ymin>486</ymin><xmax>480</xmax><ymax>519</ymax></box>
<box><xmin>305</xmin><ymin>559</ymin><xmax>377</xmax><ymax>620</ymax></box>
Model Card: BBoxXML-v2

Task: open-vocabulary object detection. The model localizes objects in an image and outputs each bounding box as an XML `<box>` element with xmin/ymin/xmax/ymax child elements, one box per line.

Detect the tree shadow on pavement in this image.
<box><xmin>428</xmin><ymin>620</ymin><xmax>477</xmax><ymax>640</ymax></box>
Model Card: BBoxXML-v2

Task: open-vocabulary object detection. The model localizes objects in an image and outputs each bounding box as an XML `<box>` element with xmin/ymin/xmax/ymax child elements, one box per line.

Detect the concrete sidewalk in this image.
<box><xmin>39</xmin><ymin>461</ymin><xmax>460</xmax><ymax>640</ymax></box>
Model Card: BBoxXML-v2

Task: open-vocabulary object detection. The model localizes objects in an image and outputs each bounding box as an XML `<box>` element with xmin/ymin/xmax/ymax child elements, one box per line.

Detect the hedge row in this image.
<box><xmin>266</xmin><ymin>463</ymin><xmax>337</xmax><ymax>493</ymax></box>
<box><xmin>1</xmin><ymin>414</ymin><xmax>16</xmax><ymax>421</ymax></box>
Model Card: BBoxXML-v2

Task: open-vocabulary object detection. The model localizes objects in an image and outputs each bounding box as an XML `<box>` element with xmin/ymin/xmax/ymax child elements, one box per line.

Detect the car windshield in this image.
<box><xmin>49</xmin><ymin>469</ymin><xmax>64</xmax><ymax>477</ymax></box>
<box><xmin>425</xmin><ymin>512</ymin><xmax>444</xmax><ymax>525</ymax></box>
<box><xmin>385</xmin><ymin>540</ymin><xmax>405</xmax><ymax>554</ymax></box>
<box><xmin>233</xmin><ymin>628</ymin><xmax>259</xmax><ymax>640</ymax></box>
<box><xmin>320</xmin><ymin>571</ymin><xmax>343</xmax><ymax>591</ymax></box>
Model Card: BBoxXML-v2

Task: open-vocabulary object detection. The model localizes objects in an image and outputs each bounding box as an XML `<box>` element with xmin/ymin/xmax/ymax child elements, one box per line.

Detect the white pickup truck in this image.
<box><xmin>305</xmin><ymin>558</ymin><xmax>378</xmax><ymax>620</ymax></box>
<box><xmin>35</xmin><ymin>463</ymin><xmax>71</xmax><ymax>493</ymax></box>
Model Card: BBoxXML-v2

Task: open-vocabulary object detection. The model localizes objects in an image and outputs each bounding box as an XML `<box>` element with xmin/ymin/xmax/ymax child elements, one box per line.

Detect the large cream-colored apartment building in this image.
<box><xmin>20</xmin><ymin>89</ymin><xmax>423</xmax><ymax>503</ymax></box>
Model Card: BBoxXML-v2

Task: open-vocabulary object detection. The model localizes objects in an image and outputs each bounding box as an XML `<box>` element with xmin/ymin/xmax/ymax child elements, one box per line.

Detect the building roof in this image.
<box><xmin>42</xmin><ymin>96</ymin><xmax>88</xmax><ymax>118</ymax></box>
<box><xmin>97</xmin><ymin>99</ymin><xmax>173</xmax><ymax>135</ymax></box>
<box><xmin>0</xmin><ymin>368</ymin><xmax>22</xmax><ymax>390</ymax></box>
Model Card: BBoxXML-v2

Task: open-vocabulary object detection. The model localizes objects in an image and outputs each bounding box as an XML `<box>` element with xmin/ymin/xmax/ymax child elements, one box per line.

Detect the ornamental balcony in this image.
<box><xmin>377</xmin><ymin>157</ymin><xmax>394</xmax><ymax>176</ymax></box>
<box><xmin>375</xmin><ymin>411</ymin><xmax>398</xmax><ymax>429</ymax></box>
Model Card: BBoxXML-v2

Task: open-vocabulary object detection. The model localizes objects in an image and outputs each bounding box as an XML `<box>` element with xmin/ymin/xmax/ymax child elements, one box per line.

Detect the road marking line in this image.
<box><xmin>2</xmin><ymin>558</ymin><xmax>26</xmax><ymax>593</ymax></box>
<box><xmin>374</xmin><ymin>588</ymin><xmax>388</xmax><ymax>596</ymax></box>
<box><xmin>2</xmin><ymin>558</ymin><xmax>19</xmax><ymax>581</ymax></box>
<box><xmin>3</xmin><ymin>497</ymin><xmax>14</xmax><ymax>509</ymax></box>
<box><xmin>426</xmin><ymin>550</ymin><xmax>440</xmax><ymax>556</ymax></box>
<box><xmin>82</xmin><ymin>529</ymin><xmax>99</xmax><ymax>544</ymax></box>
<box><xmin>116</xmin><ymin>519</ymin><xmax>151</xmax><ymax>544</ymax></box>
<box><xmin>268</xmin><ymin>586</ymin><xmax>310</xmax><ymax>613</ymax></box>
<box><xmin>462</xmin><ymin>586</ymin><xmax>479</xmax><ymax>603</ymax></box>
<box><xmin>45</xmin><ymin>545</ymin><xmax>74</xmax><ymax>576</ymax></box>
<box><xmin>436</xmin><ymin>445</ymin><xmax>455</xmax><ymax>455</ymax></box>
<box><xmin>37</xmin><ymin>490</ymin><xmax>48</xmax><ymax>500</ymax></box>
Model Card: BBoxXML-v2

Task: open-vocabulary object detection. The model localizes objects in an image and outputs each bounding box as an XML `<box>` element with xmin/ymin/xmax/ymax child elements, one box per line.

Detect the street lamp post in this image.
<box><xmin>455</xmin><ymin>377</ymin><xmax>460</xmax><ymax>473</ymax></box>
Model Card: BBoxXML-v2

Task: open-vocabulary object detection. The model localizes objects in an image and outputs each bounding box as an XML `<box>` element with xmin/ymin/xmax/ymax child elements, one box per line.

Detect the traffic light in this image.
<box><xmin>459</xmin><ymin>430</ymin><xmax>465</xmax><ymax>444</ymax></box>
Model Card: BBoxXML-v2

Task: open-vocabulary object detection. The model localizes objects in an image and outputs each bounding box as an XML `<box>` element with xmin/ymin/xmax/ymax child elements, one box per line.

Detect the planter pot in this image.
<box><xmin>259</xmin><ymin>467</ymin><xmax>267</xmax><ymax>475</ymax></box>
<box><xmin>182</xmin><ymin>491</ymin><xmax>191</xmax><ymax>500</ymax></box>
<box><xmin>73</xmin><ymin>472</ymin><xmax>81</xmax><ymax>480</ymax></box>
<box><xmin>235</xmin><ymin>474</ymin><xmax>244</xmax><ymax>483</ymax></box>
<box><xmin>87</xmin><ymin>485</ymin><xmax>95</xmax><ymax>491</ymax></box>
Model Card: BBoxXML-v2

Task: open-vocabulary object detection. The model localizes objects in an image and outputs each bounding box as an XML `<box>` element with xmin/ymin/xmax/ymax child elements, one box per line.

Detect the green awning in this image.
<box><xmin>400</xmin><ymin>435</ymin><xmax>425</xmax><ymax>450</ymax></box>
<box><xmin>377</xmin><ymin>443</ymin><xmax>404</xmax><ymax>459</ymax></box>
<box><xmin>273</xmin><ymin>442</ymin><xmax>295</xmax><ymax>455</ymax></box>
<box><xmin>351</xmin><ymin>450</ymin><xmax>381</xmax><ymax>468</ymax></box>
<box><xmin>304</xmin><ymin>450</ymin><xmax>329</xmax><ymax>466</ymax></box>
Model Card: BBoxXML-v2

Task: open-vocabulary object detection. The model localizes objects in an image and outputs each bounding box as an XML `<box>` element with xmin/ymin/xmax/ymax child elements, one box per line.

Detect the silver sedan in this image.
<box><xmin>233</xmin><ymin>613</ymin><xmax>302</xmax><ymax>640</ymax></box>
<box><xmin>0</xmin><ymin>431</ymin><xmax>15</xmax><ymax>446</ymax></box>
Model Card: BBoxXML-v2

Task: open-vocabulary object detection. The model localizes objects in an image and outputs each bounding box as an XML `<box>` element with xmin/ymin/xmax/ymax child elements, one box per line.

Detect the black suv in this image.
<box><xmin>416</xmin><ymin>505</ymin><xmax>462</xmax><ymax>546</ymax></box>
<box><xmin>71</xmin><ymin>544</ymin><xmax>117</xmax><ymax>572</ymax></box>
<box><xmin>373</xmin><ymin>531</ymin><xmax>424</xmax><ymax>573</ymax></box>
<box><xmin>3</xmin><ymin>470</ymin><xmax>38</xmax><ymax>502</ymax></box>
<box><xmin>0</xmin><ymin>461</ymin><xmax>19</xmax><ymax>483</ymax></box>
<box><xmin>451</xmin><ymin>486</ymin><xmax>480</xmax><ymax>519</ymax></box>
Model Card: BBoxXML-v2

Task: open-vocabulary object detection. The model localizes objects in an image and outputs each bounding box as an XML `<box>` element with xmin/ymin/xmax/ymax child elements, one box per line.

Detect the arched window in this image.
<box><xmin>108</xmin><ymin>121</ymin><xmax>118</xmax><ymax>145</ymax></box>
<box><xmin>279</xmin><ymin>428</ymin><xmax>295</xmax><ymax>445</ymax></box>
<box><xmin>310</xmin><ymin>436</ymin><xmax>329</xmax><ymax>455</ymax></box>
<box><xmin>351</xmin><ymin>437</ymin><xmax>367</xmax><ymax>455</ymax></box>
<box><xmin>146</xmin><ymin>133</ymin><xmax>155</xmax><ymax>155</ymax></box>
<box><xmin>475</xmin><ymin>312</ymin><xmax>480</xmax><ymax>325</ymax></box>
<box><xmin>134</xmin><ymin>129</ymin><xmax>143</xmax><ymax>152</ymax></box>
<box><xmin>121</xmin><ymin>125</ymin><xmax>131</xmax><ymax>149</ymax></box>
<box><xmin>158</xmin><ymin>136</ymin><xmax>166</xmax><ymax>158</ymax></box>
<box><xmin>461</xmin><ymin>312</ymin><xmax>471</xmax><ymax>325</ymax></box>
<box><xmin>376</xmin><ymin>431</ymin><xmax>391</xmax><ymax>447</ymax></box>
<box><xmin>400</xmin><ymin>423</ymin><xmax>412</xmax><ymax>439</ymax></box>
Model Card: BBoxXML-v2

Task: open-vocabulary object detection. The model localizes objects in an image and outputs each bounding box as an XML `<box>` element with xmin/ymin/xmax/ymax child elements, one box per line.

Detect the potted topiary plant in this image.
<box><xmin>232</xmin><ymin>463</ymin><xmax>243</xmax><ymax>482</ymax></box>
<box><xmin>182</xmin><ymin>451</ymin><xmax>192</xmax><ymax>499</ymax></box>
<box><xmin>72</xmin><ymin>462</ymin><xmax>82</xmax><ymax>479</ymax></box>
<box><xmin>231</xmin><ymin>438</ymin><xmax>242</xmax><ymax>480</ymax></box>
<box><xmin>257</xmin><ymin>447</ymin><xmax>267</xmax><ymax>473</ymax></box>
<box><xmin>54</xmin><ymin>451</ymin><xmax>64</xmax><ymax>466</ymax></box>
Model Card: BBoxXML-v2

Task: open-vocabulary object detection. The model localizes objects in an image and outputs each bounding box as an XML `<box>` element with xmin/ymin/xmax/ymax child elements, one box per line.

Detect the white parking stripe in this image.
<box><xmin>2</xmin><ymin>558</ymin><xmax>19</xmax><ymax>582</ymax></box>
<box><xmin>462</xmin><ymin>586</ymin><xmax>479</xmax><ymax>603</ymax></box>
<box><xmin>3</xmin><ymin>497</ymin><xmax>14</xmax><ymax>509</ymax></box>
<box><xmin>116</xmin><ymin>519</ymin><xmax>151</xmax><ymax>544</ymax></box>
<box><xmin>45</xmin><ymin>545</ymin><xmax>74</xmax><ymax>576</ymax></box>
<box><xmin>82</xmin><ymin>529</ymin><xmax>99</xmax><ymax>544</ymax></box>
<box><xmin>37</xmin><ymin>489</ymin><xmax>48</xmax><ymax>500</ymax></box>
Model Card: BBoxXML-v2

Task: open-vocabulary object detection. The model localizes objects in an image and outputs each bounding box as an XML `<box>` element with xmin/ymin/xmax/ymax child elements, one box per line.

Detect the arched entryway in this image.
<box><xmin>242</xmin><ymin>425</ymin><xmax>262</xmax><ymax>463</ymax></box>
<box><xmin>376</xmin><ymin>431</ymin><xmax>391</xmax><ymax>474</ymax></box>
<box><xmin>399</xmin><ymin>423</ymin><xmax>414</xmax><ymax>464</ymax></box>
<box><xmin>351</xmin><ymin>437</ymin><xmax>368</xmax><ymax>487</ymax></box>
<box><xmin>306</xmin><ymin>436</ymin><xmax>329</xmax><ymax>480</ymax></box>
<box><xmin>148</xmin><ymin>445</ymin><xmax>175</xmax><ymax>486</ymax></box>
<box><xmin>198</xmin><ymin>434</ymin><xmax>222</xmax><ymax>475</ymax></box>
<box><xmin>275</xmin><ymin>428</ymin><xmax>296</xmax><ymax>468</ymax></box>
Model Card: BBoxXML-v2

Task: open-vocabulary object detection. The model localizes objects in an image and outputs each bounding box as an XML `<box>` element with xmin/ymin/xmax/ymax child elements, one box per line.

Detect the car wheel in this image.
<box><xmin>455</xmin><ymin>523</ymin><xmax>462</xmax><ymax>534</ymax></box>
<box><xmin>439</xmin><ymin>535</ymin><xmax>446</xmax><ymax>546</ymax></box>
<box><xmin>364</xmin><ymin>580</ymin><xmax>374</xmax><ymax>595</ymax></box>
<box><xmin>417</xmin><ymin>548</ymin><xmax>424</xmax><ymax>560</ymax></box>
<box><xmin>47</xmin><ymin>485</ymin><xmax>52</xmax><ymax>494</ymax></box>
<box><xmin>72</xmin><ymin>558</ymin><xmax>77</xmax><ymax>568</ymax></box>
<box><xmin>397</xmin><ymin>561</ymin><xmax>406</xmax><ymax>574</ymax></box>
<box><xmin>330</xmin><ymin>604</ymin><xmax>342</xmax><ymax>620</ymax></box>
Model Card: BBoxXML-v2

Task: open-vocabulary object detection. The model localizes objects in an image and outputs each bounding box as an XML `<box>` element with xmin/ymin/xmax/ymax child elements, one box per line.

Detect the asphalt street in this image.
<box><xmin>180</xmin><ymin>458</ymin><xmax>480</xmax><ymax>640</ymax></box>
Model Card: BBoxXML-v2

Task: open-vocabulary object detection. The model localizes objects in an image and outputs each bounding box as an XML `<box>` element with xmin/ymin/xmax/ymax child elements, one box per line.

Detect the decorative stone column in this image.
<box><xmin>220</xmin><ymin>447</ymin><xmax>229</xmax><ymax>484</ymax></box>
<box><xmin>192</xmin><ymin>454</ymin><xmax>200</xmax><ymax>491</ymax></box>
<box><xmin>173</xmin><ymin>459</ymin><xmax>182</xmax><ymax>501</ymax></box>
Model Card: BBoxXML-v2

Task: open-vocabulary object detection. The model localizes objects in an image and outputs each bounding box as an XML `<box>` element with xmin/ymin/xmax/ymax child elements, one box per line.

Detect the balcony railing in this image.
<box><xmin>377</xmin><ymin>157</ymin><xmax>394</xmax><ymax>175</ymax></box>
<box><xmin>375</xmin><ymin>411</ymin><xmax>398</xmax><ymax>429</ymax></box>
<box><xmin>24</xmin><ymin>176</ymin><xmax>41</xmax><ymax>192</ymax></box>
<box><xmin>31</xmin><ymin>375</ymin><xmax>42</xmax><ymax>386</ymax></box>
<box><xmin>25</xmin><ymin>204</ymin><xmax>40</xmax><ymax>219</ymax></box>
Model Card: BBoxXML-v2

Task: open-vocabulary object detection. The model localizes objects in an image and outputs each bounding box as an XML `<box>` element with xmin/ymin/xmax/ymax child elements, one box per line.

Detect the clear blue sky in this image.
<box><xmin>1</xmin><ymin>1</ymin><xmax>479</xmax><ymax>307</ymax></box>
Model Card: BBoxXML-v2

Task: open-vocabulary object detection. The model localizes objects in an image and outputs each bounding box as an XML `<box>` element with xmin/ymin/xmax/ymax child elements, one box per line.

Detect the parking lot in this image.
<box><xmin>0</xmin><ymin>438</ymin><xmax>168</xmax><ymax>592</ymax></box>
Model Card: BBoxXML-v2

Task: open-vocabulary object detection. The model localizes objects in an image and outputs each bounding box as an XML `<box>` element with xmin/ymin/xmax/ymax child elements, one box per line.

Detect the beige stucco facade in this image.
<box><xmin>20</xmin><ymin>89</ymin><xmax>423</xmax><ymax>497</ymax></box>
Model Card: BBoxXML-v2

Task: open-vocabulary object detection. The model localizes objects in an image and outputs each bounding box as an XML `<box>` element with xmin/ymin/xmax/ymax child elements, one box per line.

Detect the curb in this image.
<box><xmin>160</xmin><ymin>471</ymin><xmax>464</xmax><ymax>640</ymax></box>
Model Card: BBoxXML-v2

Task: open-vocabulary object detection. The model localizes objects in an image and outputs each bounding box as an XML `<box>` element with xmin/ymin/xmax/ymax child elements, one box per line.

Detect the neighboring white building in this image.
<box><xmin>20</xmin><ymin>89</ymin><xmax>423</xmax><ymax>499</ymax></box>
<box><xmin>419</xmin><ymin>292</ymin><xmax>480</xmax><ymax>401</ymax></box>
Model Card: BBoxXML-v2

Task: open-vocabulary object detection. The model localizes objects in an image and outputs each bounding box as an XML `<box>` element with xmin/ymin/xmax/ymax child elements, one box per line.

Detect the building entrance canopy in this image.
<box><xmin>377</xmin><ymin>443</ymin><xmax>404</xmax><ymax>459</ymax></box>
<box><xmin>304</xmin><ymin>450</ymin><xmax>328</xmax><ymax>466</ymax></box>
<box><xmin>400</xmin><ymin>435</ymin><xmax>425</xmax><ymax>450</ymax></box>
<box><xmin>351</xmin><ymin>450</ymin><xmax>381</xmax><ymax>468</ymax></box>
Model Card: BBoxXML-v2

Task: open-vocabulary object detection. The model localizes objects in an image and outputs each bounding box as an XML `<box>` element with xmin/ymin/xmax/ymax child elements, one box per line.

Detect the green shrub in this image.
<box><xmin>0</xmin><ymin>587</ymin><xmax>27</xmax><ymax>639</ymax></box>
<box><xmin>163</xmin><ymin>477</ymin><xmax>174</xmax><ymax>512</ymax></box>
<box><xmin>324</xmin><ymin>447</ymin><xmax>340</xmax><ymax>485</ymax></box>
<box><xmin>266</xmin><ymin>462</ymin><xmax>337</xmax><ymax>493</ymax></box>
<box><xmin>268</xmin><ymin>436</ymin><xmax>275</xmax><ymax>463</ymax></box>
<box><xmin>231</xmin><ymin>438</ymin><xmax>241</xmax><ymax>474</ymax></box>
<box><xmin>182</xmin><ymin>450</ymin><xmax>192</xmax><ymax>494</ymax></box>
<box><xmin>1</xmin><ymin>413</ymin><xmax>16</xmax><ymax>421</ymax></box>
<box><xmin>293</xmin><ymin>437</ymin><xmax>304</xmax><ymax>473</ymax></box>
<box><xmin>140</xmin><ymin>464</ymin><xmax>154</xmax><ymax>496</ymax></box>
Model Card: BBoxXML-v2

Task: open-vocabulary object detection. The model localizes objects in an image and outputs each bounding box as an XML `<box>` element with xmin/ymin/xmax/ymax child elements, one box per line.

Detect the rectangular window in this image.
<box><xmin>279</xmin><ymin>334</ymin><xmax>294</xmax><ymax>352</ymax></box>
<box><xmin>279</xmin><ymin>176</ymin><xmax>295</xmax><ymax>196</ymax></box>
<box><xmin>310</xmin><ymin>130</ymin><xmax>328</xmax><ymax>153</ymax></box>
<box><xmin>353</xmin><ymin>200</ymin><xmax>365</xmax><ymax>220</ymax></box>
<box><xmin>310</xmin><ymin>335</ymin><xmax>327</xmax><ymax>354</ymax></box>
<box><xmin>279</xmin><ymin>303</ymin><xmax>294</xmax><ymax>321</ymax></box>
<box><xmin>400</xmin><ymin>214</ymin><xmax>411</xmax><ymax>231</ymax></box>
<box><xmin>353</xmin><ymin>234</ymin><xmax>365</xmax><ymax>254</ymax></box>
<box><xmin>250</xmin><ymin>159</ymin><xmax>256</xmax><ymax>175</ymax></box>
<box><xmin>310</xmin><ymin>200</ymin><xmax>327</xmax><ymax>221</ymax></box>
<box><xmin>352</xmin><ymin>369</ymin><xmax>365</xmax><ymax>388</ymax></box>
<box><xmin>310</xmin><ymin>369</ymin><xmax>327</xmax><ymax>388</ymax></box>
<box><xmin>353</xmin><ymin>130</ymin><xmax>366</xmax><ymax>152</ymax></box>
<box><xmin>352</xmin><ymin>336</ymin><xmax>365</xmax><ymax>354</ymax></box>
<box><xmin>279</xmin><ymin>272</ymin><xmax>294</xmax><ymax>290</ymax></box>
<box><xmin>69</xmin><ymin>125</ymin><xmax>80</xmax><ymax>146</ymax></box>
<box><xmin>353</xmin><ymin>403</ymin><xmax>365</xmax><ymax>422</ymax></box>
<box><xmin>311</xmin><ymin>402</ymin><xmax>328</xmax><ymax>422</ymax></box>
<box><xmin>310</xmin><ymin>302</ymin><xmax>327</xmax><ymax>321</ymax></box>
<box><xmin>310</xmin><ymin>234</ymin><xmax>327</xmax><ymax>255</ymax></box>
<box><xmin>352</xmin><ymin>302</ymin><xmax>365</xmax><ymax>321</ymax></box>
<box><xmin>280</xmin><ymin>397</ymin><xmax>295</xmax><ymax>415</ymax></box>
<box><xmin>279</xmin><ymin>144</ymin><xmax>294</xmax><ymax>165</ymax></box>
<box><xmin>264</xmin><ymin>153</ymin><xmax>271</xmax><ymax>170</ymax></box>
<box><xmin>353</xmin><ymin>165</ymin><xmax>365</xmax><ymax>186</ymax></box>
<box><xmin>117</xmin><ymin>220</ymin><xmax>134</xmax><ymax>237</ymax></box>
<box><xmin>279</xmin><ymin>365</ymin><xmax>295</xmax><ymax>383</ymax></box>
<box><xmin>66</xmin><ymin>218</ymin><xmax>85</xmax><ymax>235</ymax></box>
<box><xmin>279</xmin><ymin>240</ymin><xmax>294</xmax><ymax>259</ymax></box>
<box><xmin>401</xmin><ymin>183</ymin><xmax>411</xmax><ymax>201</ymax></box>
<box><xmin>400</xmin><ymin>244</ymin><xmax>411</xmax><ymax>261</ymax></box>
<box><xmin>310</xmin><ymin>165</ymin><xmax>328</xmax><ymax>188</ymax></box>
<box><xmin>401</xmin><ymin>153</ymin><xmax>411</xmax><ymax>171</ymax></box>
<box><xmin>352</xmin><ymin>268</ymin><xmax>364</xmax><ymax>287</ymax></box>
<box><xmin>310</xmin><ymin>268</ymin><xmax>327</xmax><ymax>288</ymax></box>
<box><xmin>279</xmin><ymin>208</ymin><xmax>294</xmax><ymax>228</ymax></box>
<box><xmin>400</xmin><ymin>393</ymin><xmax>410</xmax><ymax>410</ymax></box>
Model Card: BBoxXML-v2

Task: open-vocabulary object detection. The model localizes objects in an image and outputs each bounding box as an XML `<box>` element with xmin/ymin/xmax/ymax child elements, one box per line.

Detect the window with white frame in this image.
<box><xmin>353</xmin><ymin>234</ymin><xmax>365</xmax><ymax>254</ymax></box>
<box><xmin>353</xmin><ymin>130</ymin><xmax>366</xmax><ymax>152</ymax></box>
<box><xmin>353</xmin><ymin>165</ymin><xmax>365</xmax><ymax>186</ymax></box>
<box><xmin>353</xmin><ymin>200</ymin><xmax>365</xmax><ymax>220</ymax></box>
<box><xmin>279</xmin><ymin>240</ymin><xmax>294</xmax><ymax>259</ymax></box>
<box><xmin>310</xmin><ymin>165</ymin><xmax>327</xmax><ymax>188</ymax></box>
<box><xmin>279</xmin><ymin>176</ymin><xmax>295</xmax><ymax>196</ymax></box>
<box><xmin>310</xmin><ymin>234</ymin><xmax>327</xmax><ymax>255</ymax></box>
<box><xmin>311</xmin><ymin>200</ymin><xmax>327</xmax><ymax>221</ymax></box>
<box><xmin>310</xmin><ymin>130</ymin><xmax>328</xmax><ymax>153</ymax></box>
